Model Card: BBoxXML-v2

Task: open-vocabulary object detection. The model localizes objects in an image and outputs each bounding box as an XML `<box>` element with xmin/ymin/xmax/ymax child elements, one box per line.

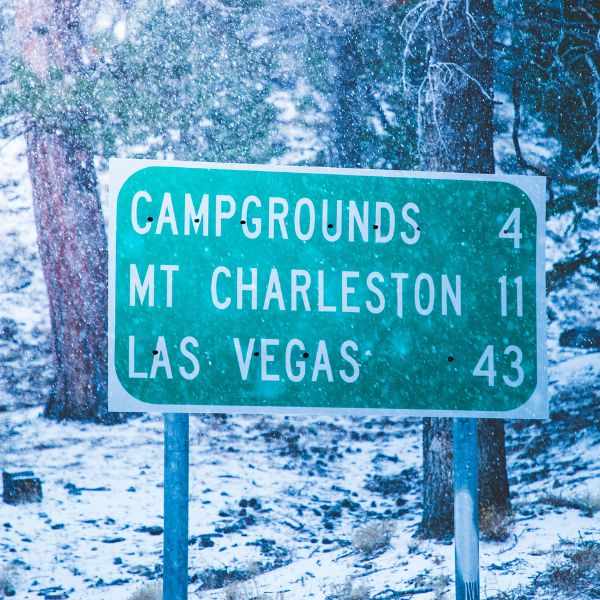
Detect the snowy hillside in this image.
<box><xmin>1</xmin><ymin>104</ymin><xmax>599</xmax><ymax>600</ymax></box>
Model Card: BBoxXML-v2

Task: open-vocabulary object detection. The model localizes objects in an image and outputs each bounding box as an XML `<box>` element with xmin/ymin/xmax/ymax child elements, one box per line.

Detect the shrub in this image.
<box><xmin>547</xmin><ymin>540</ymin><xmax>600</xmax><ymax>592</ymax></box>
<box><xmin>328</xmin><ymin>579</ymin><xmax>371</xmax><ymax>600</ymax></box>
<box><xmin>573</xmin><ymin>488</ymin><xmax>600</xmax><ymax>516</ymax></box>
<box><xmin>0</xmin><ymin>567</ymin><xmax>16</xmax><ymax>597</ymax></box>
<box><xmin>222</xmin><ymin>581</ymin><xmax>285</xmax><ymax>600</ymax></box>
<box><xmin>541</xmin><ymin>487</ymin><xmax>600</xmax><ymax>517</ymax></box>
<box><xmin>352</xmin><ymin>521</ymin><xmax>395</xmax><ymax>555</ymax></box>
<box><xmin>480</xmin><ymin>508</ymin><xmax>513</xmax><ymax>542</ymax></box>
<box><xmin>431</xmin><ymin>574</ymin><xmax>450</xmax><ymax>600</ymax></box>
<box><xmin>128</xmin><ymin>581</ymin><xmax>162</xmax><ymax>600</ymax></box>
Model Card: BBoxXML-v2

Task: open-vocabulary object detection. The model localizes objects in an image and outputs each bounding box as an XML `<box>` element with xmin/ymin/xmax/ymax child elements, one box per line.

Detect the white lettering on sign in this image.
<box><xmin>130</xmin><ymin>264</ymin><xmax>155</xmax><ymax>307</ymax></box>
<box><xmin>129</xmin><ymin>191</ymin><xmax>421</xmax><ymax>245</ymax></box>
<box><xmin>184</xmin><ymin>193</ymin><xmax>209</xmax><ymax>235</ymax></box>
<box><xmin>179</xmin><ymin>336</ymin><xmax>201</xmax><ymax>380</ymax></box>
<box><xmin>215</xmin><ymin>194</ymin><xmax>236</xmax><ymax>236</ymax></box>
<box><xmin>231</xmin><ymin>338</ymin><xmax>362</xmax><ymax>383</ymax></box>
<box><xmin>241</xmin><ymin>195</ymin><xmax>262</xmax><ymax>239</ymax></box>
<box><xmin>211</xmin><ymin>267</ymin><xmax>232</xmax><ymax>310</ymax></box>
<box><xmin>268</xmin><ymin>197</ymin><xmax>289</xmax><ymax>240</ymax></box>
<box><xmin>208</xmin><ymin>268</ymin><xmax>463</xmax><ymax>318</ymax></box>
<box><xmin>128</xmin><ymin>335</ymin><xmax>201</xmax><ymax>381</ymax></box>
<box><xmin>128</xmin><ymin>335</ymin><xmax>147</xmax><ymax>379</ymax></box>
<box><xmin>400</xmin><ymin>202</ymin><xmax>420</xmax><ymax>245</ymax></box>
<box><xmin>131</xmin><ymin>190</ymin><xmax>152</xmax><ymax>234</ymax></box>
<box><xmin>129</xmin><ymin>264</ymin><xmax>179</xmax><ymax>308</ymax></box>
<box><xmin>498</xmin><ymin>275</ymin><xmax>523</xmax><ymax>317</ymax></box>
<box><xmin>473</xmin><ymin>344</ymin><xmax>524</xmax><ymax>388</ymax></box>
<box><xmin>322</xmin><ymin>200</ymin><xmax>342</xmax><ymax>242</ymax></box>
<box><xmin>160</xmin><ymin>265</ymin><xmax>179</xmax><ymax>308</ymax></box>
<box><xmin>391</xmin><ymin>272</ymin><xmax>409</xmax><ymax>317</ymax></box>
<box><xmin>375</xmin><ymin>202</ymin><xmax>395</xmax><ymax>243</ymax></box>
<box><xmin>499</xmin><ymin>208</ymin><xmax>522</xmax><ymax>248</ymax></box>
<box><xmin>156</xmin><ymin>192</ymin><xmax>178</xmax><ymax>235</ymax></box>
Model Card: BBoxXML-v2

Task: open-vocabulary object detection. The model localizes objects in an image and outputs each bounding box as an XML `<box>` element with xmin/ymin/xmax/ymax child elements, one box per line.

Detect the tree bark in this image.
<box><xmin>585</xmin><ymin>52</ymin><xmax>600</xmax><ymax>205</ymax></box>
<box><xmin>16</xmin><ymin>0</ymin><xmax>117</xmax><ymax>422</ymax></box>
<box><xmin>415</xmin><ymin>0</ymin><xmax>510</xmax><ymax>538</ymax></box>
<box><xmin>421</xmin><ymin>417</ymin><xmax>454</xmax><ymax>539</ymax></box>
<box><xmin>332</xmin><ymin>25</ymin><xmax>365</xmax><ymax>168</ymax></box>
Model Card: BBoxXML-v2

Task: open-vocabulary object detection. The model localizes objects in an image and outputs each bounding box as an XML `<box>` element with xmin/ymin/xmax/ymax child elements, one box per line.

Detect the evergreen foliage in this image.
<box><xmin>0</xmin><ymin>0</ymin><xmax>597</xmax><ymax>285</ymax></box>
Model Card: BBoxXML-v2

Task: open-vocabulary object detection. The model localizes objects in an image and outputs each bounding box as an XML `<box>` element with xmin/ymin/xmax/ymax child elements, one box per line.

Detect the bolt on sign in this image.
<box><xmin>108</xmin><ymin>160</ymin><xmax>547</xmax><ymax>418</ymax></box>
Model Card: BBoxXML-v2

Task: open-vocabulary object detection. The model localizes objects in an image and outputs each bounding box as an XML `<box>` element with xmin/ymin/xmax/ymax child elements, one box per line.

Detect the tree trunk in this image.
<box><xmin>415</xmin><ymin>0</ymin><xmax>510</xmax><ymax>538</ymax></box>
<box><xmin>585</xmin><ymin>53</ymin><xmax>600</xmax><ymax>204</ymax></box>
<box><xmin>421</xmin><ymin>417</ymin><xmax>454</xmax><ymax>539</ymax></box>
<box><xmin>332</xmin><ymin>25</ymin><xmax>364</xmax><ymax>168</ymax></box>
<box><xmin>16</xmin><ymin>0</ymin><xmax>117</xmax><ymax>422</ymax></box>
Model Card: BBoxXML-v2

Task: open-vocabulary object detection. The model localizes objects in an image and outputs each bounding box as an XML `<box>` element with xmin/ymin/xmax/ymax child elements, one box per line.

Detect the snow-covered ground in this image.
<box><xmin>0</xmin><ymin>102</ymin><xmax>599</xmax><ymax>599</ymax></box>
<box><xmin>0</xmin><ymin>353</ymin><xmax>599</xmax><ymax>599</ymax></box>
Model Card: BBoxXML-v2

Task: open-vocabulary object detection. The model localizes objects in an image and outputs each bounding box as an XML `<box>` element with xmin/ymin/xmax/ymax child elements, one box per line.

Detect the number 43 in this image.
<box><xmin>473</xmin><ymin>345</ymin><xmax>524</xmax><ymax>387</ymax></box>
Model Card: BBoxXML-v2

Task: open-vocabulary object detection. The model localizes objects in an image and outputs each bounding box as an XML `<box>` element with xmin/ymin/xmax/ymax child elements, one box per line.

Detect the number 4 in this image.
<box><xmin>499</xmin><ymin>208</ymin><xmax>522</xmax><ymax>249</ymax></box>
<box><xmin>473</xmin><ymin>345</ymin><xmax>496</xmax><ymax>386</ymax></box>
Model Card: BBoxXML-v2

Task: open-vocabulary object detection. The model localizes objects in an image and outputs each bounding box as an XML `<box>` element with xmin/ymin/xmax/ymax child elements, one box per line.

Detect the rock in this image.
<box><xmin>135</xmin><ymin>525</ymin><xmax>163</xmax><ymax>536</ymax></box>
<box><xmin>559</xmin><ymin>327</ymin><xmax>600</xmax><ymax>349</ymax></box>
<box><xmin>364</xmin><ymin>468</ymin><xmax>417</xmax><ymax>497</ymax></box>
<box><xmin>37</xmin><ymin>586</ymin><xmax>69</xmax><ymax>599</ymax></box>
<box><xmin>0</xmin><ymin>318</ymin><xmax>18</xmax><ymax>340</ymax></box>
<box><xmin>2</xmin><ymin>471</ymin><xmax>42</xmax><ymax>505</ymax></box>
<box><xmin>197</xmin><ymin>536</ymin><xmax>215</xmax><ymax>548</ymax></box>
<box><xmin>64</xmin><ymin>482</ymin><xmax>110</xmax><ymax>496</ymax></box>
<box><xmin>194</xmin><ymin>566</ymin><xmax>249</xmax><ymax>591</ymax></box>
<box><xmin>189</xmin><ymin>533</ymin><xmax>222</xmax><ymax>548</ymax></box>
<box><xmin>245</xmin><ymin>538</ymin><xmax>279</xmax><ymax>556</ymax></box>
<box><xmin>0</xmin><ymin>259</ymin><xmax>32</xmax><ymax>293</ymax></box>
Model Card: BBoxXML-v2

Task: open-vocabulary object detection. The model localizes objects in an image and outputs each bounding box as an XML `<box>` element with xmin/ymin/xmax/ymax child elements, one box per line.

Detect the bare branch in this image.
<box><xmin>434</xmin><ymin>61</ymin><xmax>493</xmax><ymax>100</ymax></box>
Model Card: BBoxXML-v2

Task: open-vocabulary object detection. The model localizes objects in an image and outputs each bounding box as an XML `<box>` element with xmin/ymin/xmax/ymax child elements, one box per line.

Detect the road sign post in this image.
<box><xmin>108</xmin><ymin>159</ymin><xmax>547</xmax><ymax>598</ymax></box>
<box><xmin>454</xmin><ymin>418</ymin><xmax>479</xmax><ymax>600</ymax></box>
<box><xmin>163</xmin><ymin>413</ymin><xmax>189</xmax><ymax>600</ymax></box>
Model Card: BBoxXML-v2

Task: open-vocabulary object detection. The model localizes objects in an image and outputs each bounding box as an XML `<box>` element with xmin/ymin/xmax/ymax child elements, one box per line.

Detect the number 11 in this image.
<box><xmin>498</xmin><ymin>275</ymin><xmax>523</xmax><ymax>317</ymax></box>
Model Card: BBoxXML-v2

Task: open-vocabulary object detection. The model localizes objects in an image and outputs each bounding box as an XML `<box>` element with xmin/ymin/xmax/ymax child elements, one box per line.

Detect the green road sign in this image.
<box><xmin>108</xmin><ymin>159</ymin><xmax>546</xmax><ymax>418</ymax></box>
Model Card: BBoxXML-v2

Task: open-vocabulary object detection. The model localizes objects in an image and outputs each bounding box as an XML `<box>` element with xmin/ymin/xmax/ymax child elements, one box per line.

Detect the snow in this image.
<box><xmin>0</xmin><ymin>64</ymin><xmax>599</xmax><ymax>600</ymax></box>
<box><xmin>1</xmin><ymin>352</ymin><xmax>599</xmax><ymax>598</ymax></box>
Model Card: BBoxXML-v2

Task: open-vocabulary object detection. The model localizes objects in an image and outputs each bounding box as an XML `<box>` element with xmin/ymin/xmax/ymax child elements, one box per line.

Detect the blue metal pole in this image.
<box><xmin>453</xmin><ymin>418</ymin><xmax>479</xmax><ymax>600</ymax></box>
<box><xmin>163</xmin><ymin>413</ymin><xmax>189</xmax><ymax>600</ymax></box>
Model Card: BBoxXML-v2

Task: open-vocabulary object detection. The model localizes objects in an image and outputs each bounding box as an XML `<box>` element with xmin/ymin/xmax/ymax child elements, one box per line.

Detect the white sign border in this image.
<box><xmin>108</xmin><ymin>158</ymin><xmax>547</xmax><ymax>419</ymax></box>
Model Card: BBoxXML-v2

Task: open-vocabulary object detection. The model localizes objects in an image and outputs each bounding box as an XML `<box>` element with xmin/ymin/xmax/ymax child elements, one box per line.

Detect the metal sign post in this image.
<box><xmin>454</xmin><ymin>418</ymin><xmax>479</xmax><ymax>600</ymax></box>
<box><xmin>163</xmin><ymin>413</ymin><xmax>189</xmax><ymax>600</ymax></box>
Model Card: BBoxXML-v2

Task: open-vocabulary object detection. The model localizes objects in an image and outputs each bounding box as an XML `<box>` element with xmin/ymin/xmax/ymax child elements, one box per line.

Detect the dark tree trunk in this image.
<box><xmin>478</xmin><ymin>419</ymin><xmax>510</xmax><ymax>530</ymax></box>
<box><xmin>332</xmin><ymin>25</ymin><xmax>364</xmax><ymax>168</ymax></box>
<box><xmin>17</xmin><ymin>0</ymin><xmax>118</xmax><ymax>422</ymax></box>
<box><xmin>421</xmin><ymin>417</ymin><xmax>454</xmax><ymax>539</ymax></box>
<box><xmin>418</xmin><ymin>1</ymin><xmax>495</xmax><ymax>173</ymax></box>
<box><xmin>415</xmin><ymin>0</ymin><xmax>510</xmax><ymax>538</ymax></box>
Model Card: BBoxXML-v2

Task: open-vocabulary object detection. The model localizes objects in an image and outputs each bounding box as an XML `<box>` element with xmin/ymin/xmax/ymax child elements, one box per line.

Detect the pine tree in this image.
<box><xmin>15</xmin><ymin>0</ymin><xmax>118</xmax><ymax>421</ymax></box>
<box><xmin>402</xmin><ymin>0</ymin><xmax>510</xmax><ymax>538</ymax></box>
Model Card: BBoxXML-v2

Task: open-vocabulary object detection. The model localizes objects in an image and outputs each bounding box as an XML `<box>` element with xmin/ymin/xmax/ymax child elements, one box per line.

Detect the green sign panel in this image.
<box><xmin>108</xmin><ymin>160</ymin><xmax>546</xmax><ymax>418</ymax></box>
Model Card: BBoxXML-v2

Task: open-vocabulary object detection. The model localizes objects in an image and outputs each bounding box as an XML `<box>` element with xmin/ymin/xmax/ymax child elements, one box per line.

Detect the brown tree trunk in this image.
<box><xmin>16</xmin><ymin>1</ymin><xmax>117</xmax><ymax>422</ymax></box>
<box><xmin>415</xmin><ymin>0</ymin><xmax>510</xmax><ymax>538</ymax></box>
<box><xmin>332</xmin><ymin>25</ymin><xmax>364</xmax><ymax>168</ymax></box>
<box><xmin>421</xmin><ymin>417</ymin><xmax>454</xmax><ymax>539</ymax></box>
<box><xmin>585</xmin><ymin>53</ymin><xmax>600</xmax><ymax>204</ymax></box>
